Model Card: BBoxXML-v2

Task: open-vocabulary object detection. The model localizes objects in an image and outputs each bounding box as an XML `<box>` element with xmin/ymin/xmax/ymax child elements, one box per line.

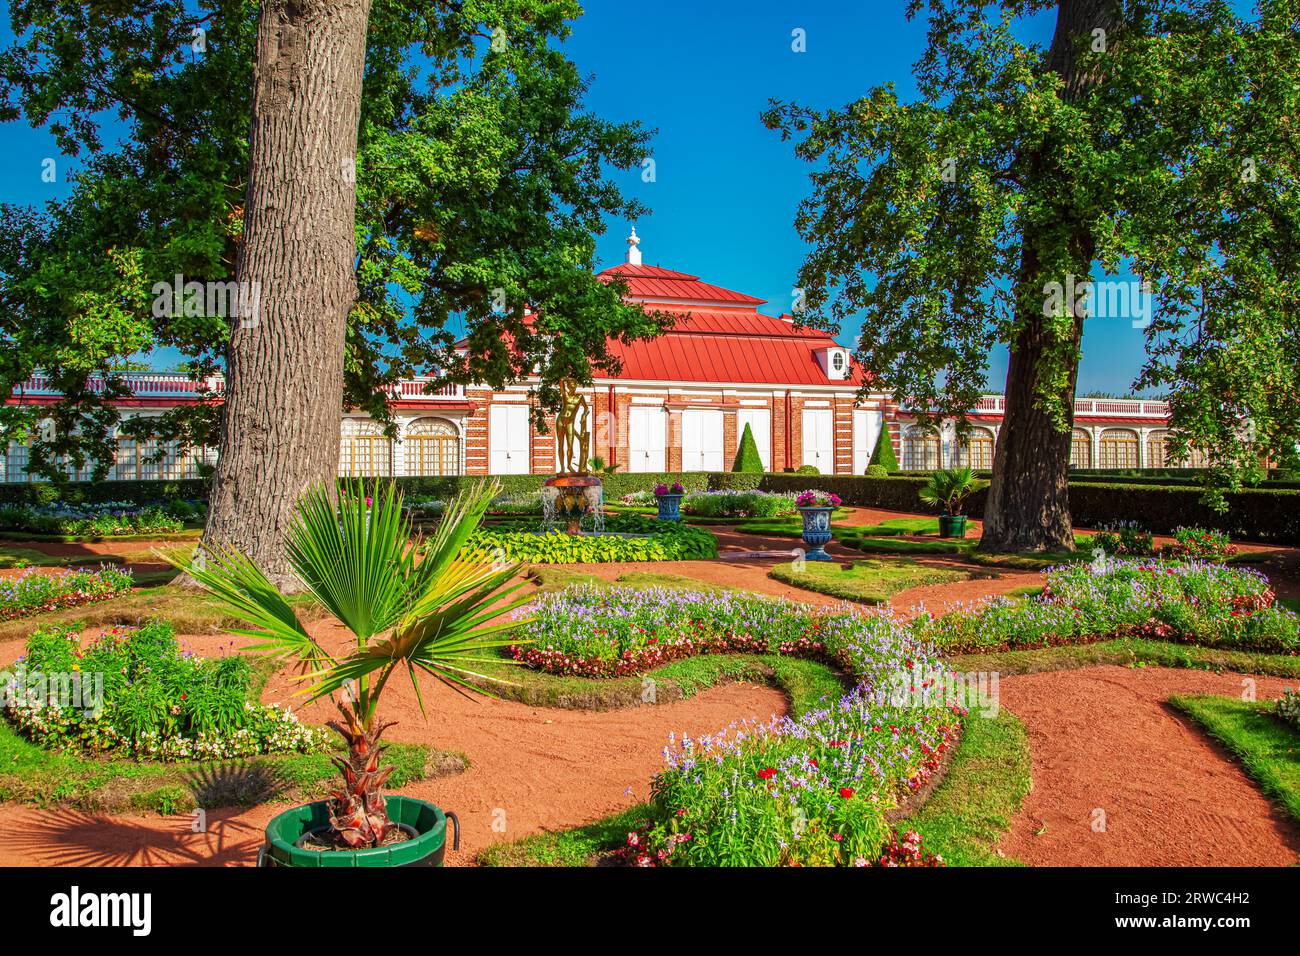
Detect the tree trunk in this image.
<box><xmin>978</xmin><ymin>0</ymin><xmax>1120</xmax><ymax>553</ymax></box>
<box><xmin>200</xmin><ymin>0</ymin><xmax>373</xmax><ymax>589</ymax></box>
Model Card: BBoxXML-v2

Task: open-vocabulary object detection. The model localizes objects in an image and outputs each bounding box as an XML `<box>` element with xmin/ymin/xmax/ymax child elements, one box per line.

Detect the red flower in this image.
<box><xmin>757</xmin><ymin>767</ymin><xmax>777</xmax><ymax>781</ymax></box>
<box><xmin>839</xmin><ymin>787</ymin><xmax>855</xmax><ymax>799</ymax></box>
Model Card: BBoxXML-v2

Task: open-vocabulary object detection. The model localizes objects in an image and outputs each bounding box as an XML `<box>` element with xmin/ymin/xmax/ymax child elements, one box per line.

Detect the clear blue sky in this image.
<box><xmin>0</xmin><ymin>1</ymin><xmax>1159</xmax><ymax>396</ymax></box>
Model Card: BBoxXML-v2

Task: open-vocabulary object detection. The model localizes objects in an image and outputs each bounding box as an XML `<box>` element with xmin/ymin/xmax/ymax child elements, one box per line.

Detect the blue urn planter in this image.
<box><xmin>799</xmin><ymin>506</ymin><xmax>834</xmax><ymax>561</ymax></box>
<box><xmin>656</xmin><ymin>493</ymin><xmax>684</xmax><ymax>522</ymax></box>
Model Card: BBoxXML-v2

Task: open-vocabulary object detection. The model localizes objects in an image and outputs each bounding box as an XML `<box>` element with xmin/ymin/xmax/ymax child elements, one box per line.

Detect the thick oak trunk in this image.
<box><xmin>201</xmin><ymin>0</ymin><xmax>373</xmax><ymax>588</ymax></box>
<box><xmin>979</xmin><ymin>0</ymin><xmax>1120</xmax><ymax>553</ymax></box>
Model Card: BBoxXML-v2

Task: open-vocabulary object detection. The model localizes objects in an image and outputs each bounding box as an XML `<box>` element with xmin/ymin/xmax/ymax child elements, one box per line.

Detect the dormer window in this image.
<box><xmin>817</xmin><ymin>346</ymin><xmax>851</xmax><ymax>380</ymax></box>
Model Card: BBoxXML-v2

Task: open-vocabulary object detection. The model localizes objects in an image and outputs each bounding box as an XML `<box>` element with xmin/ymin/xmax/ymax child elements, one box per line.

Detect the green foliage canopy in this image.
<box><xmin>0</xmin><ymin>0</ymin><xmax>661</xmax><ymax>480</ymax></box>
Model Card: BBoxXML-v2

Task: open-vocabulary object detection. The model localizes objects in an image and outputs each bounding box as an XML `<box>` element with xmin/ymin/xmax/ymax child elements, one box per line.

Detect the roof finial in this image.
<box><xmin>626</xmin><ymin>226</ymin><xmax>642</xmax><ymax>266</ymax></box>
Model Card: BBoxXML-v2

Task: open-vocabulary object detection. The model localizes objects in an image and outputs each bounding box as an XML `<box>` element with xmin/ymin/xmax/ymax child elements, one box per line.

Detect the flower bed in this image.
<box><xmin>467</xmin><ymin>513</ymin><xmax>717</xmax><ymax>564</ymax></box>
<box><xmin>3</xmin><ymin>621</ymin><xmax>329</xmax><ymax>760</ymax></box>
<box><xmin>681</xmin><ymin>490</ymin><xmax>798</xmax><ymax>519</ymax></box>
<box><xmin>512</xmin><ymin>584</ymin><xmax>961</xmax><ymax>865</ymax></box>
<box><xmin>924</xmin><ymin>558</ymin><xmax>1298</xmax><ymax>654</ymax></box>
<box><xmin>509</xmin><ymin>586</ymin><xmax>828</xmax><ymax>676</ymax></box>
<box><xmin>0</xmin><ymin>501</ymin><xmax>192</xmax><ymax>537</ymax></box>
<box><xmin>0</xmin><ymin>565</ymin><xmax>135</xmax><ymax>621</ymax></box>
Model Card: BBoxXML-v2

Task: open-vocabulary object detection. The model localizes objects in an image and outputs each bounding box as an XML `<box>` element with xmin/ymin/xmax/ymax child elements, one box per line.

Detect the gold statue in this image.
<box><xmin>555</xmin><ymin>378</ymin><xmax>590</xmax><ymax>475</ymax></box>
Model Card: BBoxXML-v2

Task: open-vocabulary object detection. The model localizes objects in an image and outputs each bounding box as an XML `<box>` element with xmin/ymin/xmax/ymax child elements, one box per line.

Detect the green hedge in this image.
<box><xmin>10</xmin><ymin>470</ymin><xmax>1298</xmax><ymax>544</ymax></box>
<box><xmin>0</xmin><ymin>479</ymin><xmax>209</xmax><ymax>506</ymax></box>
<box><xmin>744</xmin><ymin>475</ymin><xmax>1299</xmax><ymax>544</ymax></box>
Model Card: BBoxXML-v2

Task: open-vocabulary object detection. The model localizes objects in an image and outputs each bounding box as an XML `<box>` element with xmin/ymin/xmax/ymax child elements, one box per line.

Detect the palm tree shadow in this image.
<box><xmin>187</xmin><ymin>760</ymin><xmax>285</xmax><ymax>808</ymax></box>
<box><xmin>0</xmin><ymin>807</ymin><xmax>263</xmax><ymax>867</ymax></box>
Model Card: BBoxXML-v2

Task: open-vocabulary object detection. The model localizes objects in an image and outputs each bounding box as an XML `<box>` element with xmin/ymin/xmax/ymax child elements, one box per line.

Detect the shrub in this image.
<box><xmin>0</xmin><ymin>502</ymin><xmax>186</xmax><ymax>537</ymax></box>
<box><xmin>466</xmin><ymin>517</ymin><xmax>717</xmax><ymax>564</ymax></box>
<box><xmin>918</xmin><ymin>468</ymin><xmax>979</xmax><ymax>516</ymax></box>
<box><xmin>1089</xmin><ymin>521</ymin><xmax>1155</xmax><ymax>557</ymax></box>
<box><xmin>0</xmin><ymin>565</ymin><xmax>134</xmax><ymax>621</ymax></box>
<box><xmin>488</xmin><ymin>492</ymin><xmax>544</xmax><ymax>516</ymax></box>
<box><xmin>3</xmin><ymin>621</ymin><xmax>330</xmax><ymax>760</ymax></box>
<box><xmin>868</xmin><ymin>429</ymin><xmax>900</xmax><ymax>472</ymax></box>
<box><xmin>1159</xmin><ymin>526</ymin><xmax>1237</xmax><ymax>562</ymax></box>
<box><xmin>1276</xmin><ymin>690</ymin><xmax>1300</xmax><ymax>731</ymax></box>
<box><xmin>865</xmin><ymin>464</ymin><xmax>889</xmax><ymax>478</ymax></box>
<box><xmin>619</xmin><ymin>490</ymin><xmax>657</xmax><ymax>507</ymax></box>
<box><xmin>682</xmin><ymin>490</ymin><xmax>795</xmax><ymax>519</ymax></box>
<box><xmin>732</xmin><ymin>423</ymin><xmax>765</xmax><ymax>473</ymax></box>
<box><xmin>795</xmin><ymin>464</ymin><xmax>820</xmax><ymax>476</ymax></box>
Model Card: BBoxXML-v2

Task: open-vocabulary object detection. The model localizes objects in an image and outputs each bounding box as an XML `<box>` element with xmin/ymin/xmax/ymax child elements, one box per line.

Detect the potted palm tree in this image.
<box><xmin>176</xmin><ymin>478</ymin><xmax>527</xmax><ymax>867</ymax></box>
<box><xmin>919</xmin><ymin>467</ymin><xmax>976</xmax><ymax>538</ymax></box>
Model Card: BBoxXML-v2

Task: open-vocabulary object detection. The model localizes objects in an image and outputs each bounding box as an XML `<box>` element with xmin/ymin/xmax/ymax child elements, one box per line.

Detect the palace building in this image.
<box><xmin>2</xmin><ymin>230</ymin><xmax>1180</xmax><ymax>483</ymax></box>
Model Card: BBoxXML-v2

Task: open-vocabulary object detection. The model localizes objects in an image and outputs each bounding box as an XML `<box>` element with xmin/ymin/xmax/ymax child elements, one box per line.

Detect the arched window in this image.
<box><xmin>1098</xmin><ymin>428</ymin><xmax>1139</xmax><ymax>469</ymax></box>
<box><xmin>1146</xmin><ymin>430</ymin><xmax>1170</xmax><ymax>469</ymax></box>
<box><xmin>901</xmin><ymin>426</ymin><xmax>941</xmax><ymax>471</ymax></box>
<box><xmin>339</xmin><ymin>419</ymin><xmax>392</xmax><ymax>477</ymax></box>
<box><xmin>405</xmin><ymin>418</ymin><xmax>460</xmax><ymax>476</ymax></box>
<box><xmin>1070</xmin><ymin>428</ymin><xmax>1092</xmax><ymax>468</ymax></box>
<box><xmin>957</xmin><ymin>427</ymin><xmax>996</xmax><ymax>470</ymax></box>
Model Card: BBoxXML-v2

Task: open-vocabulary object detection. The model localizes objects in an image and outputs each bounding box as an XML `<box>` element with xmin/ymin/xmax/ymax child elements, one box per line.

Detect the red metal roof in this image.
<box><xmin>606</xmin><ymin>333</ymin><xmax>853</xmax><ymax>386</ymax></box>
<box><xmin>599</xmin><ymin>263</ymin><xmax>766</xmax><ymax>306</ymax></box>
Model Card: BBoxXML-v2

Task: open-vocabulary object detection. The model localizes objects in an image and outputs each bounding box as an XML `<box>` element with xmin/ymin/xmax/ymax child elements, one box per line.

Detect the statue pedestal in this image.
<box><xmin>542</xmin><ymin>475</ymin><xmax>604</xmax><ymax>534</ymax></box>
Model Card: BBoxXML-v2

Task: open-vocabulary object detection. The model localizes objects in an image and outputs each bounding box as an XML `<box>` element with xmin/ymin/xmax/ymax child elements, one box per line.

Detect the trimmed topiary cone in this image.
<box><xmin>732</xmin><ymin>423</ymin><xmax>765</xmax><ymax>473</ymax></box>
<box><xmin>868</xmin><ymin>428</ymin><xmax>900</xmax><ymax>473</ymax></box>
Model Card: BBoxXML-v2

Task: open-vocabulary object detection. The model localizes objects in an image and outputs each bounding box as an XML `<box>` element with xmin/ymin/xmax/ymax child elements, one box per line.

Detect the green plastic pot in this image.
<box><xmin>938</xmin><ymin>514</ymin><xmax>968</xmax><ymax>539</ymax></box>
<box><xmin>258</xmin><ymin>796</ymin><xmax>458</xmax><ymax>868</ymax></box>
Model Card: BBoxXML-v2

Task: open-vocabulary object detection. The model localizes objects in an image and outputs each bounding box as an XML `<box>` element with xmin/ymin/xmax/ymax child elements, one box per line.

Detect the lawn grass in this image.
<box><xmin>462</xmin><ymin>648</ymin><xmax>846</xmax><ymax>714</ymax></box>
<box><xmin>901</xmin><ymin>710</ymin><xmax>1031</xmax><ymax>866</ymax></box>
<box><xmin>1169</xmin><ymin>694</ymin><xmax>1300</xmax><ymax>824</ymax></box>
<box><xmin>0</xmin><ymin>718</ymin><xmax>463</xmax><ymax>814</ymax></box>
<box><xmin>0</xmin><ymin>546</ymin><xmax>135</xmax><ymax>570</ymax></box>
<box><xmin>0</xmin><ymin>528</ymin><xmax>203</xmax><ymax>544</ymax></box>
<box><xmin>852</xmin><ymin>517</ymin><xmax>940</xmax><ymax>536</ymax></box>
<box><xmin>951</xmin><ymin>636</ymin><xmax>1300</xmax><ymax>680</ymax></box>
<box><xmin>768</xmin><ymin>557</ymin><xmax>965</xmax><ymax>604</ymax></box>
<box><xmin>477</xmin><ymin>802</ymin><xmax>653</xmax><ymax>867</ymax></box>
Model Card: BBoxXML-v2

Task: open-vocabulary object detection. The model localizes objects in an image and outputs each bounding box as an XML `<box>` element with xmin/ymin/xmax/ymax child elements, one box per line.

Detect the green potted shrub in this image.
<box><xmin>176</xmin><ymin>478</ymin><xmax>527</xmax><ymax>867</ymax></box>
<box><xmin>918</xmin><ymin>467</ymin><xmax>976</xmax><ymax>538</ymax></box>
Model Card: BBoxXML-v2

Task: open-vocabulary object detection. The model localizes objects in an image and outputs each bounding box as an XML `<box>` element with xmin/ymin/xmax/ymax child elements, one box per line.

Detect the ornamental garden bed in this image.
<box><xmin>0</xmin><ymin>502</ymin><xmax>203</xmax><ymax>541</ymax></box>
<box><xmin>0</xmin><ymin>618</ymin><xmax>465</xmax><ymax>813</ymax></box>
<box><xmin>0</xmin><ymin>566</ymin><xmax>134</xmax><ymax>621</ymax></box>
<box><xmin>467</xmin><ymin>513</ymin><xmax>717</xmax><ymax>563</ymax></box>
<box><xmin>485</xmin><ymin>556</ymin><xmax>1298</xmax><ymax>866</ymax></box>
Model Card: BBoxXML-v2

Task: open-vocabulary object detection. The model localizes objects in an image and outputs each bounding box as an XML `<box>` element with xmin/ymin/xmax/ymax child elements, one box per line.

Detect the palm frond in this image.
<box><xmin>419</xmin><ymin>478</ymin><xmax>500</xmax><ymax>583</ymax></box>
<box><xmin>285</xmin><ymin>479</ymin><xmax>417</xmax><ymax>642</ymax></box>
<box><xmin>164</xmin><ymin>544</ymin><xmax>333</xmax><ymax>667</ymax></box>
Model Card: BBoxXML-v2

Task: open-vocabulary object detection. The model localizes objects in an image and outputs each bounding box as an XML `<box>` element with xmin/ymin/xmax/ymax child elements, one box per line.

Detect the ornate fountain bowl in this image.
<box><xmin>542</xmin><ymin>474</ymin><xmax>605</xmax><ymax>534</ymax></box>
